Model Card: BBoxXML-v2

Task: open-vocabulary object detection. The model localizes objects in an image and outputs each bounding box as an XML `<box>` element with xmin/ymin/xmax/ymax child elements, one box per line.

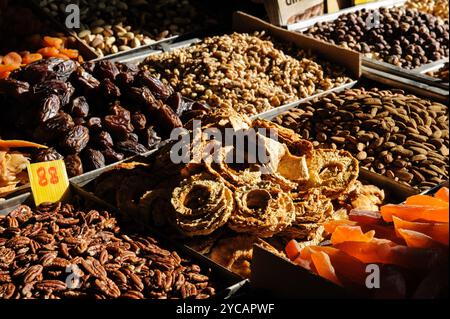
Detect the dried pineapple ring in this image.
<box><xmin>305</xmin><ymin>149</ymin><xmax>359</xmax><ymax>199</ymax></box>
<box><xmin>229</xmin><ymin>182</ymin><xmax>296</xmax><ymax>237</ymax></box>
<box><xmin>171</xmin><ymin>177</ymin><xmax>234</xmax><ymax>236</ymax></box>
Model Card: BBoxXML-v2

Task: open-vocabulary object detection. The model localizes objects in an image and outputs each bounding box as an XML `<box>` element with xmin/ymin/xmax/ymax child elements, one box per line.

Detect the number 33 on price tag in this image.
<box><xmin>27</xmin><ymin>160</ymin><xmax>70</xmax><ymax>206</ymax></box>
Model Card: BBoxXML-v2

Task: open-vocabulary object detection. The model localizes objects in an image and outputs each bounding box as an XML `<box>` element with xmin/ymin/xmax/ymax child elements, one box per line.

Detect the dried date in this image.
<box><xmin>94</xmin><ymin>61</ymin><xmax>119</xmax><ymax>81</ymax></box>
<box><xmin>137</xmin><ymin>71</ymin><xmax>172</xmax><ymax>100</ymax></box>
<box><xmin>33</xmin><ymin>112</ymin><xmax>74</xmax><ymax>142</ymax></box>
<box><xmin>0</xmin><ymin>78</ymin><xmax>30</xmax><ymax>99</ymax></box>
<box><xmin>117</xmin><ymin>140</ymin><xmax>148</xmax><ymax>156</ymax></box>
<box><xmin>37</xmin><ymin>94</ymin><xmax>61</xmax><ymax>123</ymax></box>
<box><xmin>139</xmin><ymin>126</ymin><xmax>161</xmax><ymax>149</ymax></box>
<box><xmin>101</xmin><ymin>147</ymin><xmax>124</xmax><ymax>164</ymax></box>
<box><xmin>100</xmin><ymin>78</ymin><xmax>121</xmax><ymax>100</ymax></box>
<box><xmin>131</xmin><ymin>112</ymin><xmax>147</xmax><ymax>130</ymax></box>
<box><xmin>92</xmin><ymin>131</ymin><xmax>114</xmax><ymax>149</ymax></box>
<box><xmin>32</xmin><ymin>147</ymin><xmax>64</xmax><ymax>163</ymax></box>
<box><xmin>69</xmin><ymin>96</ymin><xmax>89</xmax><ymax>118</ymax></box>
<box><xmin>104</xmin><ymin>115</ymin><xmax>134</xmax><ymax>140</ymax></box>
<box><xmin>33</xmin><ymin>80</ymin><xmax>75</xmax><ymax>106</ymax></box>
<box><xmin>60</xmin><ymin>125</ymin><xmax>90</xmax><ymax>154</ymax></box>
<box><xmin>81</xmin><ymin>149</ymin><xmax>105</xmax><ymax>171</ymax></box>
<box><xmin>86</xmin><ymin>117</ymin><xmax>102</xmax><ymax>132</ymax></box>
<box><xmin>64</xmin><ymin>154</ymin><xmax>84</xmax><ymax>177</ymax></box>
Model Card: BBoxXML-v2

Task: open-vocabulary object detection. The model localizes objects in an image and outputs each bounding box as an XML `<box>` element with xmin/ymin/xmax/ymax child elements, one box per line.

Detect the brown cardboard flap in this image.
<box><xmin>232</xmin><ymin>11</ymin><xmax>361</xmax><ymax>78</ymax></box>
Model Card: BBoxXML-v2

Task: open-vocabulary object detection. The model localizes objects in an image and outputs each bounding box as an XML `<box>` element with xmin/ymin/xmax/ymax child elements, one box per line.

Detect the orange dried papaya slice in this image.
<box><xmin>405</xmin><ymin>194</ymin><xmax>448</xmax><ymax>207</ymax></box>
<box><xmin>2</xmin><ymin>52</ymin><xmax>22</xmax><ymax>65</ymax></box>
<box><xmin>397</xmin><ymin>229</ymin><xmax>439</xmax><ymax>248</ymax></box>
<box><xmin>59</xmin><ymin>48</ymin><xmax>79</xmax><ymax>59</ymax></box>
<box><xmin>22</xmin><ymin>53</ymin><xmax>43</xmax><ymax>65</ymax></box>
<box><xmin>0</xmin><ymin>140</ymin><xmax>48</xmax><ymax>149</ymax></box>
<box><xmin>54</xmin><ymin>53</ymin><xmax>70</xmax><ymax>60</ymax></box>
<box><xmin>0</xmin><ymin>63</ymin><xmax>20</xmax><ymax>73</ymax></box>
<box><xmin>336</xmin><ymin>240</ymin><xmax>439</xmax><ymax>269</ymax></box>
<box><xmin>37</xmin><ymin>47</ymin><xmax>60</xmax><ymax>58</ymax></box>
<box><xmin>392</xmin><ymin>216</ymin><xmax>448</xmax><ymax>245</ymax></box>
<box><xmin>43</xmin><ymin>36</ymin><xmax>63</xmax><ymax>49</ymax></box>
<box><xmin>310</xmin><ymin>251</ymin><xmax>342</xmax><ymax>286</ymax></box>
<box><xmin>349</xmin><ymin>209</ymin><xmax>382</xmax><ymax>224</ymax></box>
<box><xmin>302</xmin><ymin>246</ymin><xmax>367</xmax><ymax>286</ymax></box>
<box><xmin>323</xmin><ymin>219</ymin><xmax>357</xmax><ymax>234</ymax></box>
<box><xmin>435</xmin><ymin>187</ymin><xmax>449</xmax><ymax>203</ymax></box>
<box><xmin>285</xmin><ymin>239</ymin><xmax>302</xmax><ymax>261</ymax></box>
<box><xmin>380</xmin><ymin>204</ymin><xmax>449</xmax><ymax>223</ymax></box>
<box><xmin>331</xmin><ymin>225</ymin><xmax>375</xmax><ymax>245</ymax></box>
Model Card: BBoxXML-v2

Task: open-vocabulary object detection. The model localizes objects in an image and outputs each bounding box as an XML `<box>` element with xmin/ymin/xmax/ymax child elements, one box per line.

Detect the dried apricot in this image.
<box><xmin>22</xmin><ymin>53</ymin><xmax>43</xmax><ymax>65</ymax></box>
<box><xmin>2</xmin><ymin>52</ymin><xmax>22</xmax><ymax>65</ymax></box>
<box><xmin>43</xmin><ymin>36</ymin><xmax>63</xmax><ymax>49</ymax></box>
<box><xmin>0</xmin><ymin>63</ymin><xmax>20</xmax><ymax>73</ymax></box>
<box><xmin>37</xmin><ymin>47</ymin><xmax>60</xmax><ymax>58</ymax></box>
<box><xmin>59</xmin><ymin>48</ymin><xmax>79</xmax><ymax>59</ymax></box>
<box><xmin>0</xmin><ymin>71</ymin><xmax>11</xmax><ymax>79</ymax></box>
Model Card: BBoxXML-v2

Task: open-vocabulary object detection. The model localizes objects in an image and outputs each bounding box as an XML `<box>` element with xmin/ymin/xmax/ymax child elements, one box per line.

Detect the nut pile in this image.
<box><xmin>39</xmin><ymin>0</ymin><xmax>218</xmax><ymax>57</ymax></box>
<box><xmin>273</xmin><ymin>88</ymin><xmax>449</xmax><ymax>191</ymax></box>
<box><xmin>0</xmin><ymin>58</ymin><xmax>206</xmax><ymax>177</ymax></box>
<box><xmin>303</xmin><ymin>7</ymin><xmax>449</xmax><ymax>69</ymax></box>
<box><xmin>406</xmin><ymin>0</ymin><xmax>449</xmax><ymax>21</ymax></box>
<box><xmin>143</xmin><ymin>32</ymin><xmax>352</xmax><ymax>115</ymax></box>
<box><xmin>0</xmin><ymin>203</ymin><xmax>216</xmax><ymax>299</ymax></box>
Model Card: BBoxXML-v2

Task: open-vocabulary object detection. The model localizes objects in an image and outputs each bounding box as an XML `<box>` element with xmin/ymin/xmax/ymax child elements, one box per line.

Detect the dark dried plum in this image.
<box><xmin>53</xmin><ymin>59</ymin><xmax>78</xmax><ymax>82</ymax></box>
<box><xmin>117</xmin><ymin>140</ymin><xmax>148</xmax><ymax>155</ymax></box>
<box><xmin>64</xmin><ymin>154</ymin><xmax>84</xmax><ymax>177</ymax></box>
<box><xmin>81</xmin><ymin>148</ymin><xmax>105</xmax><ymax>171</ymax></box>
<box><xmin>37</xmin><ymin>94</ymin><xmax>61</xmax><ymax>123</ymax></box>
<box><xmin>102</xmin><ymin>147</ymin><xmax>125</xmax><ymax>164</ymax></box>
<box><xmin>60</xmin><ymin>125</ymin><xmax>90</xmax><ymax>154</ymax></box>
<box><xmin>131</xmin><ymin>112</ymin><xmax>147</xmax><ymax>130</ymax></box>
<box><xmin>69</xmin><ymin>96</ymin><xmax>89</xmax><ymax>118</ymax></box>
<box><xmin>86</xmin><ymin>117</ymin><xmax>102</xmax><ymax>132</ymax></box>
<box><xmin>81</xmin><ymin>61</ymin><xmax>96</xmax><ymax>73</ymax></box>
<box><xmin>103</xmin><ymin>115</ymin><xmax>134</xmax><ymax>139</ymax></box>
<box><xmin>93</xmin><ymin>60</ymin><xmax>119</xmax><ymax>80</ymax></box>
<box><xmin>92</xmin><ymin>131</ymin><xmax>114</xmax><ymax>149</ymax></box>
<box><xmin>33</xmin><ymin>80</ymin><xmax>75</xmax><ymax>106</ymax></box>
<box><xmin>139</xmin><ymin>126</ymin><xmax>161</xmax><ymax>149</ymax></box>
<box><xmin>32</xmin><ymin>147</ymin><xmax>63</xmax><ymax>163</ymax></box>
<box><xmin>0</xmin><ymin>78</ymin><xmax>30</xmax><ymax>98</ymax></box>
<box><xmin>137</xmin><ymin>71</ymin><xmax>172</xmax><ymax>100</ymax></box>
<box><xmin>100</xmin><ymin>78</ymin><xmax>121</xmax><ymax>99</ymax></box>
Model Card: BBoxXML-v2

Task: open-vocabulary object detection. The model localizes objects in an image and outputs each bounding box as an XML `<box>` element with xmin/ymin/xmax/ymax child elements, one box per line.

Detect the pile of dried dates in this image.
<box><xmin>0</xmin><ymin>58</ymin><xmax>208</xmax><ymax>177</ymax></box>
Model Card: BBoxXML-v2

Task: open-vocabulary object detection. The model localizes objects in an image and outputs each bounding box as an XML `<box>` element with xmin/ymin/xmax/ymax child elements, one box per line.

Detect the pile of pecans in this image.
<box><xmin>0</xmin><ymin>203</ymin><xmax>216</xmax><ymax>299</ymax></box>
<box><xmin>303</xmin><ymin>7</ymin><xmax>449</xmax><ymax>69</ymax></box>
<box><xmin>406</xmin><ymin>0</ymin><xmax>449</xmax><ymax>22</ymax></box>
<box><xmin>143</xmin><ymin>32</ymin><xmax>352</xmax><ymax>116</ymax></box>
<box><xmin>39</xmin><ymin>0</ymin><xmax>218</xmax><ymax>57</ymax></box>
<box><xmin>273</xmin><ymin>88</ymin><xmax>449</xmax><ymax>191</ymax></box>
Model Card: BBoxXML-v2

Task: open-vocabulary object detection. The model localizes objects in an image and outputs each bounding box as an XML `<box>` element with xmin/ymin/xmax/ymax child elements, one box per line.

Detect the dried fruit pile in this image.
<box><xmin>91</xmin><ymin>108</ymin><xmax>385</xmax><ymax>277</ymax></box>
<box><xmin>274</xmin><ymin>88</ymin><xmax>449</xmax><ymax>191</ymax></box>
<box><xmin>0</xmin><ymin>36</ymin><xmax>83</xmax><ymax>80</ymax></box>
<box><xmin>286</xmin><ymin>187</ymin><xmax>449</xmax><ymax>298</ymax></box>
<box><xmin>142</xmin><ymin>32</ymin><xmax>353</xmax><ymax>116</ymax></box>
<box><xmin>303</xmin><ymin>7</ymin><xmax>449</xmax><ymax>69</ymax></box>
<box><xmin>0</xmin><ymin>202</ymin><xmax>216</xmax><ymax>299</ymax></box>
<box><xmin>0</xmin><ymin>58</ymin><xmax>206</xmax><ymax>177</ymax></box>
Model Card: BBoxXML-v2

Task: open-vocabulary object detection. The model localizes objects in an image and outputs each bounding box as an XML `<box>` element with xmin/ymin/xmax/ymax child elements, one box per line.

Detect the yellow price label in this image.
<box><xmin>27</xmin><ymin>159</ymin><xmax>70</xmax><ymax>206</ymax></box>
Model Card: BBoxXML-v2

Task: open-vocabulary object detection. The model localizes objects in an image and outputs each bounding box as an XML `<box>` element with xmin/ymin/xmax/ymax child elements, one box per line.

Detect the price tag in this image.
<box><xmin>27</xmin><ymin>159</ymin><xmax>70</xmax><ymax>206</ymax></box>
